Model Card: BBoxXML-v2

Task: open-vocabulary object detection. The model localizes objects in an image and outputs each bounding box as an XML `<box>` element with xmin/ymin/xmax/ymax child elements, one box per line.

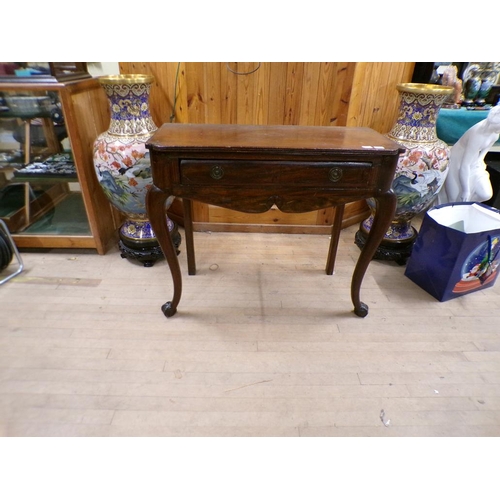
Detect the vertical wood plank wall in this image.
<box><xmin>119</xmin><ymin>62</ymin><xmax>415</xmax><ymax>233</ymax></box>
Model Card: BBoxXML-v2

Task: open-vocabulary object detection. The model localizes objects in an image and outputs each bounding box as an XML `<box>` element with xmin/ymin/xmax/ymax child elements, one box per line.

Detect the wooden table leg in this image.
<box><xmin>325</xmin><ymin>204</ymin><xmax>345</xmax><ymax>275</ymax></box>
<box><xmin>147</xmin><ymin>186</ymin><xmax>182</xmax><ymax>317</ymax></box>
<box><xmin>351</xmin><ymin>192</ymin><xmax>396</xmax><ymax>317</ymax></box>
<box><xmin>182</xmin><ymin>198</ymin><xmax>196</xmax><ymax>275</ymax></box>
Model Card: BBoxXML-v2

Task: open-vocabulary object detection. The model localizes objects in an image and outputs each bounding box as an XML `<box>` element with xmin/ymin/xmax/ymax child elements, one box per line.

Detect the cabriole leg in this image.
<box><xmin>146</xmin><ymin>186</ymin><xmax>182</xmax><ymax>317</ymax></box>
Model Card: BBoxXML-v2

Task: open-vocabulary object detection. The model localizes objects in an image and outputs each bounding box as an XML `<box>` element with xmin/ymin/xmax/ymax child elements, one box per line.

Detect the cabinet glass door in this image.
<box><xmin>0</xmin><ymin>89</ymin><xmax>91</xmax><ymax>237</ymax></box>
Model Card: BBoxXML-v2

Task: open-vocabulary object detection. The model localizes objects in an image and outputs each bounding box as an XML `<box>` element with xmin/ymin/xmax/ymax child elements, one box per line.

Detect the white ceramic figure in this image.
<box><xmin>438</xmin><ymin>105</ymin><xmax>500</xmax><ymax>204</ymax></box>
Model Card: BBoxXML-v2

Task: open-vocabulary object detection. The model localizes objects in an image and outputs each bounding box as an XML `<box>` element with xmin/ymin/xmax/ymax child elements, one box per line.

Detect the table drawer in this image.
<box><xmin>180</xmin><ymin>160</ymin><xmax>374</xmax><ymax>187</ymax></box>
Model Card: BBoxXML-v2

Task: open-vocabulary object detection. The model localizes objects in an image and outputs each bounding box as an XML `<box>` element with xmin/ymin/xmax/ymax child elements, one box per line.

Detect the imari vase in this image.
<box><xmin>356</xmin><ymin>83</ymin><xmax>454</xmax><ymax>264</ymax></box>
<box><xmin>93</xmin><ymin>74</ymin><xmax>180</xmax><ymax>266</ymax></box>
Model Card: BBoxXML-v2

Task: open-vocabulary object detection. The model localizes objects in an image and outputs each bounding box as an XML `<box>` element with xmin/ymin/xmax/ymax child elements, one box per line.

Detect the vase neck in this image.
<box><xmin>102</xmin><ymin>81</ymin><xmax>157</xmax><ymax>136</ymax></box>
<box><xmin>388</xmin><ymin>90</ymin><xmax>449</xmax><ymax>142</ymax></box>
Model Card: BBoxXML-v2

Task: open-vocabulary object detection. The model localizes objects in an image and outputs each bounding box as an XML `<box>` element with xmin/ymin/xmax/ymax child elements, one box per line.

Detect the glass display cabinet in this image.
<box><xmin>0</xmin><ymin>63</ymin><xmax>121</xmax><ymax>253</ymax></box>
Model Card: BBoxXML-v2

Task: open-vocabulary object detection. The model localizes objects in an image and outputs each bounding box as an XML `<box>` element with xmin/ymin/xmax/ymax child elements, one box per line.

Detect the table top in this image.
<box><xmin>147</xmin><ymin>123</ymin><xmax>404</xmax><ymax>155</ymax></box>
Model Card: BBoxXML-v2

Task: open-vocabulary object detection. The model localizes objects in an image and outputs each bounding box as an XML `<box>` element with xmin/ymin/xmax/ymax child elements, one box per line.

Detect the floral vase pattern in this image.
<box><xmin>93</xmin><ymin>74</ymin><xmax>179</xmax><ymax>266</ymax></box>
<box><xmin>356</xmin><ymin>83</ymin><xmax>454</xmax><ymax>263</ymax></box>
<box><xmin>463</xmin><ymin>62</ymin><xmax>500</xmax><ymax>107</ymax></box>
<box><xmin>463</xmin><ymin>66</ymin><xmax>482</xmax><ymax>106</ymax></box>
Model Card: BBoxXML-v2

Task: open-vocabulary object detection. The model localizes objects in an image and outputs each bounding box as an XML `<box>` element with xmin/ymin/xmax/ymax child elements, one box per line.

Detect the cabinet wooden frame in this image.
<box><xmin>0</xmin><ymin>78</ymin><xmax>121</xmax><ymax>253</ymax></box>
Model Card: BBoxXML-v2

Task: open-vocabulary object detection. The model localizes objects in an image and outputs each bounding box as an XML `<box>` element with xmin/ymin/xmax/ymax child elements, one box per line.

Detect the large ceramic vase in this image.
<box><xmin>93</xmin><ymin>74</ymin><xmax>180</xmax><ymax>266</ymax></box>
<box><xmin>355</xmin><ymin>83</ymin><xmax>454</xmax><ymax>264</ymax></box>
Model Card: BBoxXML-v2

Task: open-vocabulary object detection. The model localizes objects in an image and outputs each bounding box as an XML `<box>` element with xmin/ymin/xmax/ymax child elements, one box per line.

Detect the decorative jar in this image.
<box><xmin>356</xmin><ymin>83</ymin><xmax>454</xmax><ymax>264</ymax></box>
<box><xmin>93</xmin><ymin>74</ymin><xmax>180</xmax><ymax>266</ymax></box>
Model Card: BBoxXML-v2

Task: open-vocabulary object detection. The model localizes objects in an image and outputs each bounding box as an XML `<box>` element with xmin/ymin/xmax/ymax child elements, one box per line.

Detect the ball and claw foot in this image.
<box><xmin>161</xmin><ymin>301</ymin><xmax>177</xmax><ymax>318</ymax></box>
<box><xmin>354</xmin><ymin>302</ymin><xmax>369</xmax><ymax>318</ymax></box>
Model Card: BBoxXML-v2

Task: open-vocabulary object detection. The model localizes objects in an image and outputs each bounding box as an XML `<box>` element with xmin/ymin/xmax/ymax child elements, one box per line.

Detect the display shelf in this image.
<box><xmin>0</xmin><ymin>181</ymin><xmax>69</xmax><ymax>234</ymax></box>
<box><xmin>0</xmin><ymin>78</ymin><xmax>121</xmax><ymax>254</ymax></box>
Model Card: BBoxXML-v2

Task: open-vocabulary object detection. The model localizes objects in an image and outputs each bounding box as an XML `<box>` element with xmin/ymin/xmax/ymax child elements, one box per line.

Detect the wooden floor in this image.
<box><xmin>1</xmin><ymin>221</ymin><xmax>500</xmax><ymax>437</ymax></box>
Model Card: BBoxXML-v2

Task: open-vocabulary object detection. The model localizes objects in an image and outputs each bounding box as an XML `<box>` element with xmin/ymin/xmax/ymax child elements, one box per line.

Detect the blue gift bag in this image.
<box><xmin>405</xmin><ymin>202</ymin><xmax>500</xmax><ymax>301</ymax></box>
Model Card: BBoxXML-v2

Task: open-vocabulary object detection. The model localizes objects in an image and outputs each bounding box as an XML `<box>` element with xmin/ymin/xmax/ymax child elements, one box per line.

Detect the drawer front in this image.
<box><xmin>180</xmin><ymin>160</ymin><xmax>374</xmax><ymax>187</ymax></box>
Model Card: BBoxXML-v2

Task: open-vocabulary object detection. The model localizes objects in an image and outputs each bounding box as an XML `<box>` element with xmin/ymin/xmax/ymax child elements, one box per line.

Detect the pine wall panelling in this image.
<box><xmin>118</xmin><ymin>62</ymin><xmax>415</xmax><ymax>234</ymax></box>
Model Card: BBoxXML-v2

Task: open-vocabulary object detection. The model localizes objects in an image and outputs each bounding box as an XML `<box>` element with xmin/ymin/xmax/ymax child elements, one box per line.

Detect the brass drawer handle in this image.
<box><xmin>210</xmin><ymin>165</ymin><xmax>225</xmax><ymax>180</ymax></box>
<box><xmin>329</xmin><ymin>167</ymin><xmax>343</xmax><ymax>182</ymax></box>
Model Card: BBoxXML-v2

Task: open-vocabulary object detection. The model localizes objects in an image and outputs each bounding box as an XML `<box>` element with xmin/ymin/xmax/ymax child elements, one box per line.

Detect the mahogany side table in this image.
<box><xmin>146</xmin><ymin>124</ymin><xmax>403</xmax><ymax>318</ymax></box>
